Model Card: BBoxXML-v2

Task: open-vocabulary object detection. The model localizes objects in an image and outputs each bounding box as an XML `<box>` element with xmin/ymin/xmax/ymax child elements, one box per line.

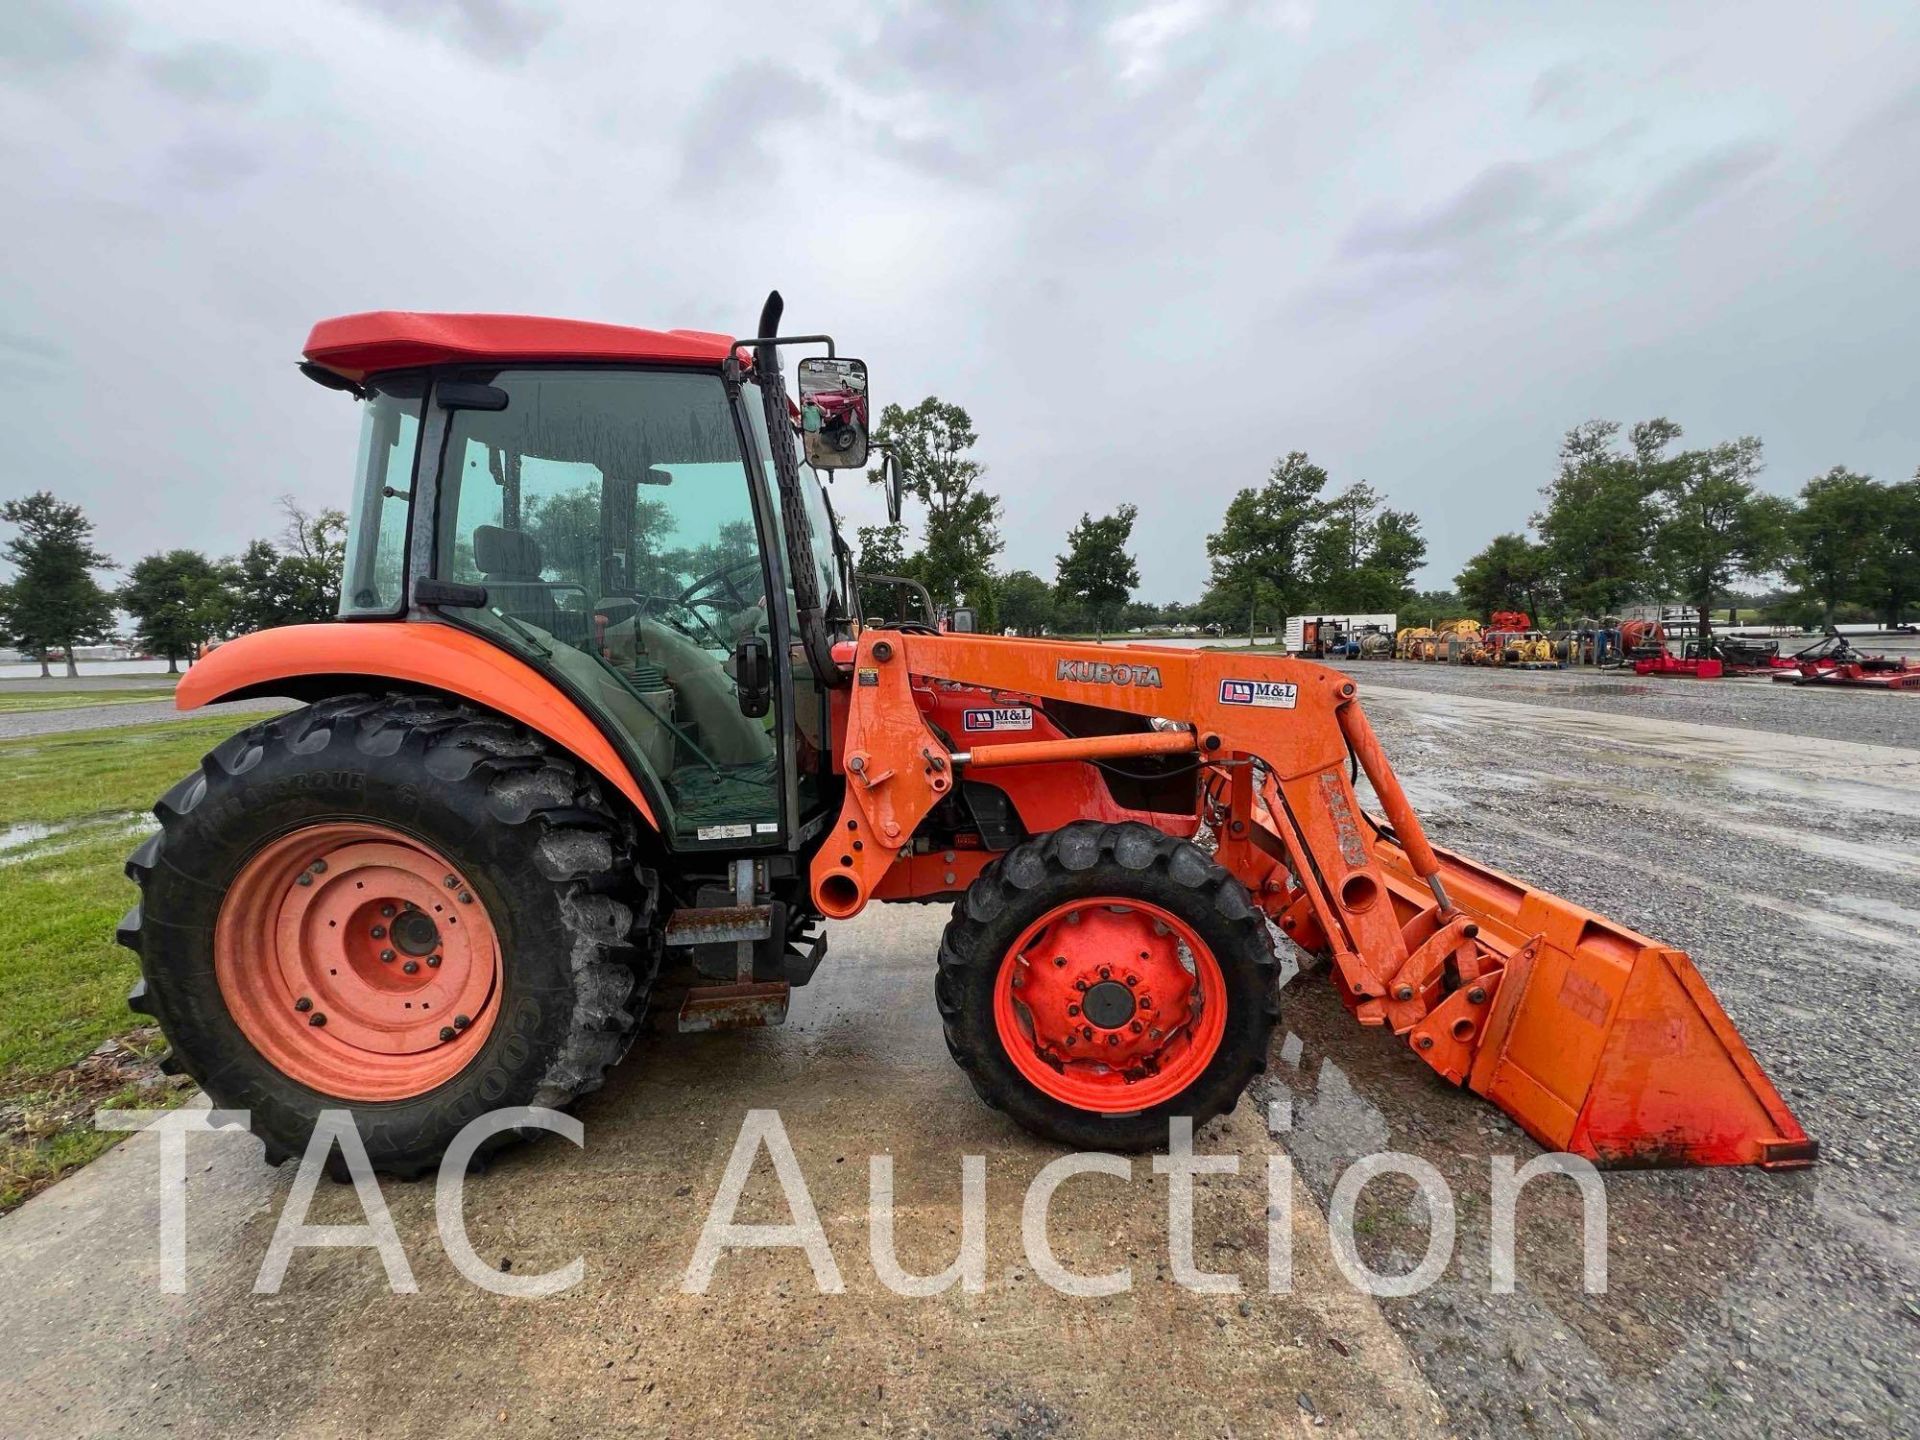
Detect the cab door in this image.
<box><xmin>431</xmin><ymin>366</ymin><xmax>787</xmax><ymax>850</ymax></box>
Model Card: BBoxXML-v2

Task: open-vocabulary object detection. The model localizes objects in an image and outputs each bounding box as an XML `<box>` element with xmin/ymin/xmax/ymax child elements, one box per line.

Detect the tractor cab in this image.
<box><xmin>317</xmin><ymin>307</ymin><xmax>882</xmax><ymax>852</ymax></box>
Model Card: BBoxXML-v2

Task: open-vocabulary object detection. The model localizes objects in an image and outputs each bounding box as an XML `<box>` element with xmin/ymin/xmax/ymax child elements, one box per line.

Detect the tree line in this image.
<box><xmin>11</xmin><ymin>407</ymin><xmax>1908</xmax><ymax>674</ymax></box>
<box><xmin>0</xmin><ymin>493</ymin><xmax>346</xmax><ymax>676</ymax></box>
<box><xmin>857</xmin><ymin>400</ymin><xmax>1428</xmax><ymax>637</ymax></box>
<box><xmin>1446</xmin><ymin>419</ymin><xmax>1920</xmax><ymax>634</ymax></box>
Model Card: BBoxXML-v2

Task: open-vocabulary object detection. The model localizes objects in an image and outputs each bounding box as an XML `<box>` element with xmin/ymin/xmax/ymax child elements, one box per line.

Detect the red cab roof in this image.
<box><xmin>303</xmin><ymin>311</ymin><xmax>740</xmax><ymax>382</ymax></box>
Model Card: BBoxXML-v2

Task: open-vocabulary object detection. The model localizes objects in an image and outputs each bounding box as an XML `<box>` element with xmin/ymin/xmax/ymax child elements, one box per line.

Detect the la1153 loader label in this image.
<box><xmin>1219</xmin><ymin>679</ymin><xmax>1298</xmax><ymax>709</ymax></box>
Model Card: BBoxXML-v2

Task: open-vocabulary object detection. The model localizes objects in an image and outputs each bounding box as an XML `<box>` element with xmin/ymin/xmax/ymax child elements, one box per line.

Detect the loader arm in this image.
<box><xmin>814</xmin><ymin>633</ymin><xmax>1814</xmax><ymax>1170</ymax></box>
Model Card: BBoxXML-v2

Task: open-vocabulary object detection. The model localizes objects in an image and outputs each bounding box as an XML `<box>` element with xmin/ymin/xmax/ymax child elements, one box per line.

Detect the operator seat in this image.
<box><xmin>473</xmin><ymin>525</ymin><xmax>585</xmax><ymax>645</ymax></box>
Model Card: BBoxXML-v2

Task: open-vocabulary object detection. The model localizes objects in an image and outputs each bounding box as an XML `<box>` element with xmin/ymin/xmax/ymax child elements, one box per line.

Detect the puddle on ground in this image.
<box><xmin>0</xmin><ymin>820</ymin><xmax>55</xmax><ymax>851</ymax></box>
<box><xmin>1720</xmin><ymin>767</ymin><xmax>1920</xmax><ymax>822</ymax></box>
<box><xmin>1818</xmin><ymin>892</ymin><xmax>1920</xmax><ymax>931</ymax></box>
<box><xmin>0</xmin><ymin>812</ymin><xmax>151</xmax><ymax>864</ymax></box>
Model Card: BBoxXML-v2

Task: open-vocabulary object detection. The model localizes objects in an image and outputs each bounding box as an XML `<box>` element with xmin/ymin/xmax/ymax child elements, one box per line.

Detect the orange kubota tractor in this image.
<box><xmin>121</xmin><ymin>296</ymin><xmax>1814</xmax><ymax>1175</ymax></box>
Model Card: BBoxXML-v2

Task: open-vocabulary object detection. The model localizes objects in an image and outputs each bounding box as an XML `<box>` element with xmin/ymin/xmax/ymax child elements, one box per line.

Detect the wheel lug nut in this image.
<box><xmin>1082</xmin><ymin>1025</ymin><xmax>1093</xmax><ymax>1040</ymax></box>
<box><xmin>427</xmin><ymin>955</ymin><xmax>442</xmax><ymax>968</ymax></box>
<box><xmin>439</xmin><ymin>1026</ymin><xmax>456</xmax><ymax>1042</ymax></box>
<box><xmin>1068</xmin><ymin>1004</ymin><xmax>1080</xmax><ymax>1017</ymax></box>
<box><xmin>296</xmin><ymin>874</ymin><xmax>313</xmax><ymax>887</ymax></box>
<box><xmin>310</xmin><ymin>860</ymin><xmax>327</xmax><ymax>874</ymax></box>
<box><xmin>453</xmin><ymin>1014</ymin><xmax>471</xmax><ymax>1030</ymax></box>
<box><xmin>371</xmin><ymin>925</ymin><xmax>386</xmax><ymax>939</ymax></box>
<box><xmin>444</xmin><ymin>875</ymin><xmax>459</xmax><ymax>889</ymax></box>
<box><xmin>294</xmin><ymin>996</ymin><xmax>312</xmax><ymax>1012</ymax></box>
<box><xmin>1106</xmin><ymin>1033</ymin><xmax>1119</xmax><ymax>1046</ymax></box>
<box><xmin>1074</xmin><ymin>979</ymin><xmax>1088</xmax><ymax>992</ymax></box>
<box><xmin>308</xmin><ymin>1012</ymin><xmax>327</xmax><ymax>1027</ymax></box>
<box><xmin>458</xmin><ymin>891</ymin><xmax>474</xmax><ymax>905</ymax></box>
<box><xmin>381</xmin><ymin>905</ymin><xmax>396</xmax><ymax>918</ymax></box>
<box><xmin>1131</xmin><ymin>1021</ymin><xmax>1143</xmax><ymax>1034</ymax></box>
<box><xmin>380</xmin><ymin>949</ymin><xmax>395</xmax><ymax>962</ymax></box>
<box><xmin>403</xmin><ymin>960</ymin><xmax>420</xmax><ymax>975</ymax></box>
<box><xmin>1099</xmin><ymin>966</ymin><xmax>1111</xmax><ymax>979</ymax></box>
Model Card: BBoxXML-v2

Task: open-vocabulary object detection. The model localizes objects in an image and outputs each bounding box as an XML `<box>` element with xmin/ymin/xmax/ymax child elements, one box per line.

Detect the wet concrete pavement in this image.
<box><xmin>0</xmin><ymin>909</ymin><xmax>1443</xmax><ymax>1439</ymax></box>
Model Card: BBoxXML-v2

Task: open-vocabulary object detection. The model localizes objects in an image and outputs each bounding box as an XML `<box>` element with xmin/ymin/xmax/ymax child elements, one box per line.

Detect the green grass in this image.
<box><xmin>0</xmin><ymin>686</ymin><xmax>178</xmax><ymax>714</ymax></box>
<box><xmin>0</xmin><ymin>715</ymin><xmax>248</xmax><ymax>826</ymax></box>
<box><xmin>0</xmin><ymin>831</ymin><xmax>152</xmax><ymax>1075</ymax></box>
<box><xmin>0</xmin><ymin>715</ymin><xmax>252</xmax><ymax>1211</ymax></box>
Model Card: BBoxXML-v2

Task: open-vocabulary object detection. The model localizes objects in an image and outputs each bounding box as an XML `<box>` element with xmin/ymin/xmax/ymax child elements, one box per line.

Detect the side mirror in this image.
<box><xmin>797</xmin><ymin>356</ymin><xmax>868</xmax><ymax>470</ymax></box>
<box><xmin>734</xmin><ymin>634</ymin><xmax>771</xmax><ymax>718</ymax></box>
<box><xmin>883</xmin><ymin>451</ymin><xmax>904</xmax><ymax>524</ymax></box>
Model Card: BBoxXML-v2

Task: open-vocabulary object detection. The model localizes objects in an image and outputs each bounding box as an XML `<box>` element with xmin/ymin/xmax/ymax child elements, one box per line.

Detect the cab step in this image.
<box><xmin>677</xmin><ymin>980</ymin><xmax>791</xmax><ymax>1033</ymax></box>
<box><xmin>669</xmin><ymin>860</ymin><xmax>788</xmax><ymax>1032</ymax></box>
<box><xmin>662</xmin><ymin>905</ymin><xmax>772</xmax><ymax>947</ymax></box>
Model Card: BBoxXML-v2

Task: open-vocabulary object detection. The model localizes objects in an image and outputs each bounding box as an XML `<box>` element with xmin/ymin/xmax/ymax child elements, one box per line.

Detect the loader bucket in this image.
<box><xmin>1371</xmin><ymin>831</ymin><xmax>1816</xmax><ymax>1169</ymax></box>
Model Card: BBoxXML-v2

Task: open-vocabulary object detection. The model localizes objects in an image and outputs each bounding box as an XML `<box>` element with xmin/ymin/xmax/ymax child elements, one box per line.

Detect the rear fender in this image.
<box><xmin>179</xmin><ymin>623</ymin><xmax>659</xmax><ymax>829</ymax></box>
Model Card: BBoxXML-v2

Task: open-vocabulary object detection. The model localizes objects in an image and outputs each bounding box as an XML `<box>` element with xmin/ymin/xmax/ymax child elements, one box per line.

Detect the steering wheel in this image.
<box><xmin>678</xmin><ymin>555</ymin><xmax>764</xmax><ymax>618</ymax></box>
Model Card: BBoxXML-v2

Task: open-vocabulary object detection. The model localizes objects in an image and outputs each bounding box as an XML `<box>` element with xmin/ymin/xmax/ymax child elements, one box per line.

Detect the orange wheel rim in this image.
<box><xmin>214</xmin><ymin>822</ymin><xmax>502</xmax><ymax>1101</ymax></box>
<box><xmin>993</xmin><ymin>897</ymin><xmax>1227</xmax><ymax>1113</ymax></box>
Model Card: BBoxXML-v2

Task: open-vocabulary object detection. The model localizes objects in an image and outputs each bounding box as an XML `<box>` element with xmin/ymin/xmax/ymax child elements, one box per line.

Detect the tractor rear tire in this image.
<box><xmin>936</xmin><ymin>821</ymin><xmax>1281</xmax><ymax>1151</ymax></box>
<box><xmin>120</xmin><ymin>693</ymin><xmax>656</xmax><ymax>1179</ymax></box>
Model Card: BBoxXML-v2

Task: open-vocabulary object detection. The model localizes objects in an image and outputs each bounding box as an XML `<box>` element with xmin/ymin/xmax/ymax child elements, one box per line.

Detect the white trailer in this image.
<box><xmin>1284</xmin><ymin>613</ymin><xmax>1398</xmax><ymax>654</ymax></box>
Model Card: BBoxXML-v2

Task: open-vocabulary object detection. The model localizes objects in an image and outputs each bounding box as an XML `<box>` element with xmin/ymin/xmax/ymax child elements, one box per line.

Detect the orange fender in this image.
<box><xmin>177</xmin><ymin>623</ymin><xmax>658</xmax><ymax>829</ymax></box>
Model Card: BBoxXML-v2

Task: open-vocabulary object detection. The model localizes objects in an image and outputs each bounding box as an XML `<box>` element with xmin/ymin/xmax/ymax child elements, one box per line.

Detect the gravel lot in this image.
<box><xmin>1329</xmin><ymin>656</ymin><xmax>1920</xmax><ymax>751</ymax></box>
<box><xmin>1266</xmin><ymin>671</ymin><xmax>1920</xmax><ymax>1437</ymax></box>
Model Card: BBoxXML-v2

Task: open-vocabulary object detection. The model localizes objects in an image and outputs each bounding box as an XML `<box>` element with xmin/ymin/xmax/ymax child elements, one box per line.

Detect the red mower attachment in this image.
<box><xmin>1774</xmin><ymin>660</ymin><xmax>1920</xmax><ymax>690</ymax></box>
<box><xmin>1634</xmin><ymin>653</ymin><xmax>1724</xmax><ymax>679</ymax></box>
<box><xmin>1768</xmin><ymin>630</ymin><xmax>1920</xmax><ymax>689</ymax></box>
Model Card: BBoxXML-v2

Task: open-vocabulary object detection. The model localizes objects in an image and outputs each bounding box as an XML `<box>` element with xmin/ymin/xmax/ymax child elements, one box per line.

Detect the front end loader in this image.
<box><xmin>119</xmin><ymin>295</ymin><xmax>1813</xmax><ymax>1175</ymax></box>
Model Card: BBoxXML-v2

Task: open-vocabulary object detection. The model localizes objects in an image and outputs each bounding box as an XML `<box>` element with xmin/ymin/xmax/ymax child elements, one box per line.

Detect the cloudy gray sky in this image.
<box><xmin>3</xmin><ymin>0</ymin><xmax>1916</xmax><ymax>600</ymax></box>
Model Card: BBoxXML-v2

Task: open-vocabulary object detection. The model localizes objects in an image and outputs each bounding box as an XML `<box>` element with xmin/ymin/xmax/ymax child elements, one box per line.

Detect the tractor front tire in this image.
<box><xmin>121</xmin><ymin>693</ymin><xmax>654</xmax><ymax>1178</ymax></box>
<box><xmin>936</xmin><ymin>821</ymin><xmax>1281</xmax><ymax>1151</ymax></box>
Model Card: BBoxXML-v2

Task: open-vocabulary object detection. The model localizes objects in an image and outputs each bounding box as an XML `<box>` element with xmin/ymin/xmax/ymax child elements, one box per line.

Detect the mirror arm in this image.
<box><xmin>728</xmin><ymin>333</ymin><xmax>836</xmax><ymax>362</ymax></box>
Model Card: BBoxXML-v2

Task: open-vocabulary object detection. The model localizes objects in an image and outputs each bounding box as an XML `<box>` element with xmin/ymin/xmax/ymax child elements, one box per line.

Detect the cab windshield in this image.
<box><xmin>339</xmin><ymin>375</ymin><xmax>426</xmax><ymax>614</ymax></box>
